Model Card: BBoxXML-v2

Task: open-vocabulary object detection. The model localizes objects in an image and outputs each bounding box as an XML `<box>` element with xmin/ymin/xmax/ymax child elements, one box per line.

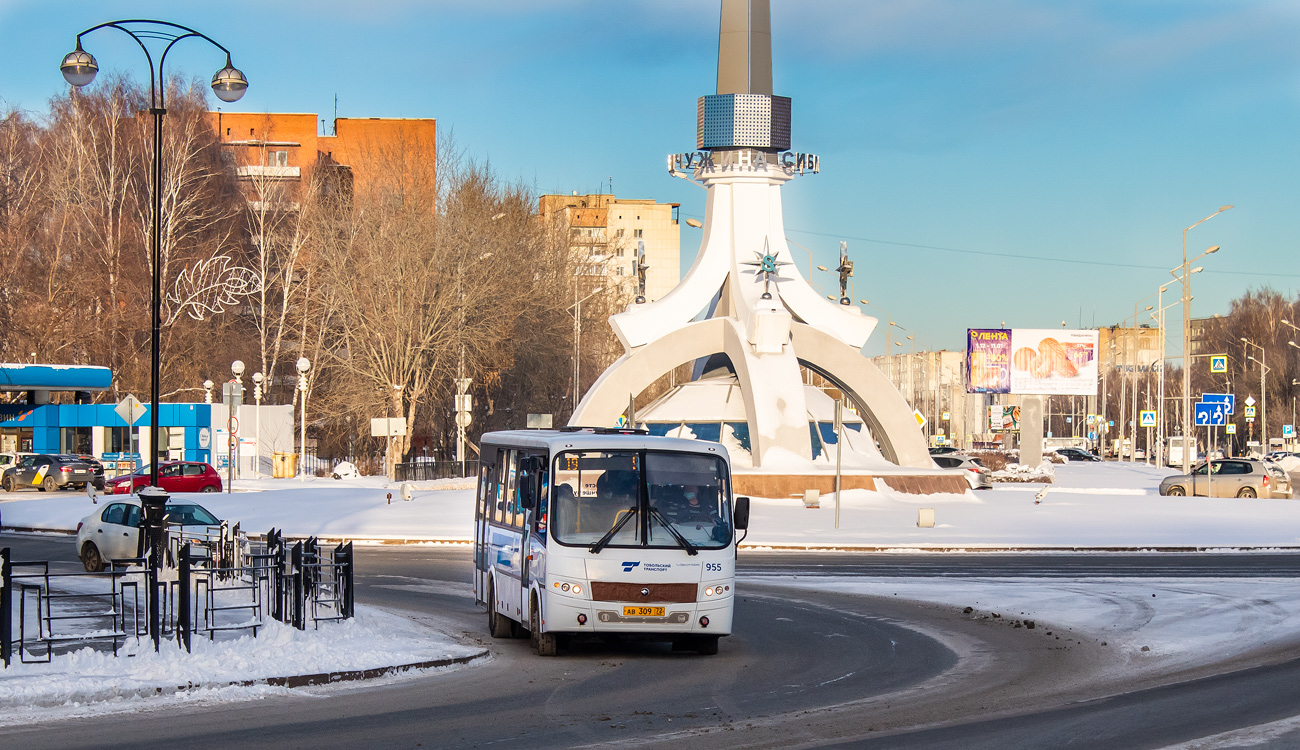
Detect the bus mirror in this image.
<box><xmin>733</xmin><ymin>496</ymin><xmax>750</xmax><ymax>530</ymax></box>
<box><xmin>520</xmin><ymin>473</ymin><xmax>536</xmax><ymax>510</ymax></box>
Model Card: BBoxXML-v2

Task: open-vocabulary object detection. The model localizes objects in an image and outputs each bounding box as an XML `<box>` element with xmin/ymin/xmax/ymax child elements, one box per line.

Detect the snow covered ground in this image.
<box><xmin>0</xmin><ymin>604</ymin><xmax>483</xmax><ymax>726</ymax></box>
<box><xmin>4</xmin><ymin>461</ymin><xmax>1300</xmax><ymax>549</ymax></box>
<box><xmin>759</xmin><ymin>574</ymin><xmax>1300</xmax><ymax>681</ymax></box>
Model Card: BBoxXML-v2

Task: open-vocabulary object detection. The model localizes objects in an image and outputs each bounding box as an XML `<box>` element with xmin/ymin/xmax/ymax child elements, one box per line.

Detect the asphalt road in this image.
<box><xmin>4</xmin><ymin>535</ymin><xmax>1300</xmax><ymax>749</ymax></box>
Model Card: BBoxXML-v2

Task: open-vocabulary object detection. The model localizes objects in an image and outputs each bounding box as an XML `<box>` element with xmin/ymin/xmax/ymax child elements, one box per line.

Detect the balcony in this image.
<box><xmin>237</xmin><ymin>165</ymin><xmax>301</xmax><ymax>180</ymax></box>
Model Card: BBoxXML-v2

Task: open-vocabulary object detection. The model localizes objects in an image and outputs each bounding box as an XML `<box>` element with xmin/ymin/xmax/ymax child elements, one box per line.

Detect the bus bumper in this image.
<box><xmin>544</xmin><ymin>597</ymin><xmax>733</xmax><ymax>636</ymax></box>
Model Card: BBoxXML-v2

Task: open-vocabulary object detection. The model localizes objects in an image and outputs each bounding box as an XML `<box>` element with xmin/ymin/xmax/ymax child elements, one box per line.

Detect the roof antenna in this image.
<box><xmin>333</xmin><ymin>94</ymin><xmax>338</xmax><ymax>136</ymax></box>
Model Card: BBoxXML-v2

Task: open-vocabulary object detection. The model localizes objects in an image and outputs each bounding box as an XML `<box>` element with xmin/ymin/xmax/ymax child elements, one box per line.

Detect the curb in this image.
<box><xmin>169</xmin><ymin>650</ymin><xmax>488</xmax><ymax>693</ymax></box>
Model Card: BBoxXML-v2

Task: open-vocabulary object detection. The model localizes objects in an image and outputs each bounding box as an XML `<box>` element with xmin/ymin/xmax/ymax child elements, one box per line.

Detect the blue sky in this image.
<box><xmin>3</xmin><ymin>1</ymin><xmax>1298</xmax><ymax>357</ymax></box>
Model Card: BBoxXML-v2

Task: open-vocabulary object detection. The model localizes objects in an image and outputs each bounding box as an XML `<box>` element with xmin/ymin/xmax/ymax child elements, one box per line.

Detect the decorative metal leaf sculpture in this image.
<box><xmin>166</xmin><ymin>254</ymin><xmax>262</xmax><ymax>322</ymax></box>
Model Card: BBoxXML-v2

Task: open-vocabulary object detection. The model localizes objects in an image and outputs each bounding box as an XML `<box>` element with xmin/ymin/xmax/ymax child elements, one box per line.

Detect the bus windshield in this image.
<box><xmin>552</xmin><ymin>450</ymin><xmax>732</xmax><ymax>551</ymax></box>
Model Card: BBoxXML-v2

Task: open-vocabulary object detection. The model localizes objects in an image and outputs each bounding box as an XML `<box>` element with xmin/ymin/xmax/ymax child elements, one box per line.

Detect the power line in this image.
<box><xmin>689</xmin><ymin>213</ymin><xmax>1295</xmax><ymax>279</ymax></box>
<box><xmin>782</xmin><ymin>227</ymin><xmax>1300</xmax><ymax>278</ymax></box>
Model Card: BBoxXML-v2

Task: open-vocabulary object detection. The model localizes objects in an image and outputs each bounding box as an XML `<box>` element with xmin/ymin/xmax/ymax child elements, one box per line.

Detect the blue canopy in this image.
<box><xmin>0</xmin><ymin>364</ymin><xmax>113</xmax><ymax>392</ymax></box>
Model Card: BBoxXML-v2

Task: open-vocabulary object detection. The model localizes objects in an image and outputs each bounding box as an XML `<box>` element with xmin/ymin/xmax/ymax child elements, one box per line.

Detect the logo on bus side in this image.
<box><xmin>622</xmin><ymin>561</ymin><xmax>640</xmax><ymax>572</ymax></box>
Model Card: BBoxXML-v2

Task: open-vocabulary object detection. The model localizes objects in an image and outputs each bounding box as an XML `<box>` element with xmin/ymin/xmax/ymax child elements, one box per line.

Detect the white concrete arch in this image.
<box><xmin>568</xmin><ymin>316</ymin><xmax>812</xmax><ymax>466</ymax></box>
<box><xmin>790</xmin><ymin>323</ymin><xmax>934</xmax><ymax>469</ymax></box>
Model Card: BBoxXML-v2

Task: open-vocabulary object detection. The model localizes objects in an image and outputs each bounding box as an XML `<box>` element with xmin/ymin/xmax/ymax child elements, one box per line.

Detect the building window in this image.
<box><xmin>269</xmin><ymin>150</ymin><xmax>288</xmax><ymax>167</ymax></box>
<box><xmin>616</xmin><ymin>249</ymin><xmax>624</xmax><ymax>257</ymax></box>
<box><xmin>617</xmin><ymin>267</ymin><xmax>626</xmax><ymax>276</ymax></box>
<box><xmin>616</xmin><ymin>229</ymin><xmax>624</xmax><ymax>238</ymax></box>
<box><xmin>634</xmin><ymin>229</ymin><xmax>643</xmax><ymax>238</ymax></box>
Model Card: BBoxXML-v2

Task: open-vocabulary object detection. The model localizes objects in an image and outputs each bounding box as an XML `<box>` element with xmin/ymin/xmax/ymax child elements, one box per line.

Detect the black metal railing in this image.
<box><xmin>394</xmin><ymin>460</ymin><xmax>478</xmax><ymax>482</ymax></box>
<box><xmin>3</xmin><ymin>526</ymin><xmax>356</xmax><ymax>666</ymax></box>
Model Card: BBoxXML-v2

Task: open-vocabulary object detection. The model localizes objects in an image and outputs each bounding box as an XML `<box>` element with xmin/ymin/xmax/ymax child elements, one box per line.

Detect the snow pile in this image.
<box><xmin>991</xmin><ymin>462</ymin><xmax>1055</xmax><ymax>483</ymax></box>
<box><xmin>1274</xmin><ymin>455</ymin><xmax>1300</xmax><ymax>473</ymax></box>
<box><xmin>0</xmin><ymin>605</ymin><xmax>482</xmax><ymax>726</ymax></box>
<box><xmin>765</xmin><ymin>575</ymin><xmax>1300</xmax><ymax>677</ymax></box>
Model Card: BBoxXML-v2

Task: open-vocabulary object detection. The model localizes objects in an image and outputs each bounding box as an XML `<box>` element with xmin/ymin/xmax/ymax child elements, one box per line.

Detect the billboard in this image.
<box><xmin>967</xmin><ymin>329</ymin><xmax>1011</xmax><ymax>393</ymax></box>
<box><xmin>988</xmin><ymin>405</ymin><xmax>1020</xmax><ymax>432</ymax></box>
<box><xmin>1010</xmin><ymin>329</ymin><xmax>1098</xmax><ymax>395</ymax></box>
<box><xmin>967</xmin><ymin>328</ymin><xmax>1099</xmax><ymax>396</ymax></box>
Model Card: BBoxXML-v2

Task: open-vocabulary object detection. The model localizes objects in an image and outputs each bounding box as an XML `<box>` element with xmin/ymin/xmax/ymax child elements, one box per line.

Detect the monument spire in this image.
<box><xmin>717</xmin><ymin>0</ymin><xmax>772</xmax><ymax>95</ymax></box>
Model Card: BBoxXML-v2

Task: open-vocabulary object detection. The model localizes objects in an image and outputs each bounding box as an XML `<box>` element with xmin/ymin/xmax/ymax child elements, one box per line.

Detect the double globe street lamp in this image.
<box><xmin>61</xmin><ymin>21</ymin><xmax>247</xmax><ymax>490</ymax></box>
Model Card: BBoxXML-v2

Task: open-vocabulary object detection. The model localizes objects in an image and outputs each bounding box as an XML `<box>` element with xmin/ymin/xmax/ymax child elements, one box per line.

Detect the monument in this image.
<box><xmin>571</xmin><ymin>0</ymin><xmax>959</xmax><ymax>494</ymax></box>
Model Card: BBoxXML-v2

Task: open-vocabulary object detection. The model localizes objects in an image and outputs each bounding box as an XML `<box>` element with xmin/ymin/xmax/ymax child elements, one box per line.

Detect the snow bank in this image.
<box><xmin>0</xmin><ymin>605</ymin><xmax>483</xmax><ymax>726</ymax></box>
<box><xmin>764</xmin><ymin>575</ymin><xmax>1300</xmax><ymax>677</ymax></box>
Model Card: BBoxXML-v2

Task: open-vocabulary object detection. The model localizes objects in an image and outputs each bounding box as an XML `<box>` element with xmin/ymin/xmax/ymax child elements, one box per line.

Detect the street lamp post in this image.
<box><xmin>62</xmin><ymin>21</ymin><xmax>247</xmax><ymax>490</ymax></box>
<box><xmin>569</xmin><ymin>286</ymin><xmax>604</xmax><ymax>409</ymax></box>
<box><xmin>203</xmin><ymin>379</ymin><xmax>213</xmax><ymax>404</ymax></box>
<box><xmin>229</xmin><ymin>359</ymin><xmax>244</xmax><ymax>493</ymax></box>
<box><xmin>251</xmin><ymin>371</ymin><xmax>263</xmax><ymax>479</ymax></box>
<box><xmin>1242</xmin><ymin>337</ymin><xmax>1267</xmax><ymax>454</ymax></box>
<box><xmin>1177</xmin><ymin>205</ymin><xmax>1232</xmax><ymax>473</ymax></box>
<box><xmin>296</xmin><ymin>357</ymin><xmax>310</xmax><ymax>481</ymax></box>
<box><xmin>1150</xmin><ymin>283</ymin><xmax>1179</xmax><ymax>466</ymax></box>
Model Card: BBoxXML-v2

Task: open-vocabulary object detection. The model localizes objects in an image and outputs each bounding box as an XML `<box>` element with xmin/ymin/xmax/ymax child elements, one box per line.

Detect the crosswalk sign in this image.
<box><xmin>1227</xmin><ymin>423</ymin><xmax>1237</xmax><ymax>435</ymax></box>
<box><xmin>1139</xmin><ymin>410</ymin><xmax>1156</xmax><ymax>427</ymax></box>
<box><xmin>1210</xmin><ymin>355</ymin><xmax>1227</xmax><ymax>374</ymax></box>
<box><xmin>1244</xmin><ymin>405</ymin><xmax>1256</xmax><ymax>418</ymax></box>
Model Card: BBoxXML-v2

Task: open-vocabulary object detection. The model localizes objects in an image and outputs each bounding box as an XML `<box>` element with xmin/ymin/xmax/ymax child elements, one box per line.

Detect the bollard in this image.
<box><xmin>177</xmin><ymin>543</ymin><xmax>191</xmax><ymax>652</ymax></box>
<box><xmin>1</xmin><ymin>547</ymin><xmax>11</xmax><ymax>667</ymax></box>
<box><xmin>138</xmin><ymin>486</ymin><xmax>170</xmax><ymax>651</ymax></box>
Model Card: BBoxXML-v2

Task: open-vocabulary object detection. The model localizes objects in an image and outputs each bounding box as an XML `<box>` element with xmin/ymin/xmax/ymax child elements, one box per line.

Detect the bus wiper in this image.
<box><xmin>589</xmin><ymin>506</ymin><xmax>638</xmax><ymax>554</ymax></box>
<box><xmin>648</xmin><ymin>507</ymin><xmax>698</xmax><ymax>556</ymax></box>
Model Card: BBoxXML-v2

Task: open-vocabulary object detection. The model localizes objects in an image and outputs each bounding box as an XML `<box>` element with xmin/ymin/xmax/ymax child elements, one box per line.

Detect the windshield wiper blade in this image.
<box><xmin>648</xmin><ymin>507</ymin><xmax>698</xmax><ymax>556</ymax></box>
<box><xmin>589</xmin><ymin>506</ymin><xmax>638</xmax><ymax>554</ymax></box>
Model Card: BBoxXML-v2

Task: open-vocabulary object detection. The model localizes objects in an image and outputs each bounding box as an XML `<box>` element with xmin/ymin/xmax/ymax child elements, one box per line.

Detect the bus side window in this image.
<box><xmin>503</xmin><ymin>450</ymin><xmax>519</xmax><ymax>527</ymax></box>
<box><xmin>493</xmin><ymin>450</ymin><xmax>508</xmax><ymax>524</ymax></box>
<box><xmin>476</xmin><ymin>462</ymin><xmax>491</xmax><ymax>521</ymax></box>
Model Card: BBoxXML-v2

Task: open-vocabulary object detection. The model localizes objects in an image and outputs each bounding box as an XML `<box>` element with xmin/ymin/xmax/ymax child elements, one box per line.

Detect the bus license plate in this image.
<box><xmin>623</xmin><ymin>606</ymin><xmax>665</xmax><ymax>617</ymax></box>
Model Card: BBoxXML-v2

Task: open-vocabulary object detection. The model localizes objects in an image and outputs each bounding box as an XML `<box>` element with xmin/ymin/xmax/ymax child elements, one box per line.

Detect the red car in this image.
<box><xmin>108</xmin><ymin>461</ymin><xmax>223</xmax><ymax>494</ymax></box>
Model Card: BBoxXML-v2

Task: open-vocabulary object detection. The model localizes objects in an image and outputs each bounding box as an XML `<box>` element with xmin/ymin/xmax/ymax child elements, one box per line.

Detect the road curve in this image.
<box><xmin>2</xmin><ymin>537</ymin><xmax>1300</xmax><ymax>748</ymax></box>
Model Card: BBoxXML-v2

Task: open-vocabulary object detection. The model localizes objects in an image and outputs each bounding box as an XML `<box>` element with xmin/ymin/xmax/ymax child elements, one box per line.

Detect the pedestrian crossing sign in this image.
<box><xmin>1139</xmin><ymin>410</ymin><xmax>1156</xmax><ymax>428</ymax></box>
<box><xmin>1227</xmin><ymin>423</ymin><xmax>1237</xmax><ymax>435</ymax></box>
<box><xmin>1244</xmin><ymin>405</ymin><xmax>1256</xmax><ymax>418</ymax></box>
<box><xmin>1210</xmin><ymin>355</ymin><xmax>1227</xmax><ymax>374</ymax></box>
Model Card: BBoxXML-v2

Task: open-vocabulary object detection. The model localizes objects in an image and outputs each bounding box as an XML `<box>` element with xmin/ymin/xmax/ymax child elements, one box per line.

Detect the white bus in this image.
<box><xmin>473</xmin><ymin>428</ymin><xmax>749</xmax><ymax>656</ymax></box>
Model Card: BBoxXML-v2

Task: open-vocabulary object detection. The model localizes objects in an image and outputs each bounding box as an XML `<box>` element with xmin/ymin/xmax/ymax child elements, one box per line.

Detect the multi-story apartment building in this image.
<box><xmin>209</xmin><ymin>111</ymin><xmax>437</xmax><ymax>203</ymax></box>
<box><xmin>538</xmin><ymin>193</ymin><xmax>682</xmax><ymax>302</ymax></box>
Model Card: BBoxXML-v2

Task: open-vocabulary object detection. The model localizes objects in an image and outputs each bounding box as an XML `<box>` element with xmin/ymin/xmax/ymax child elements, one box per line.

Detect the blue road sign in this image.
<box><xmin>1210</xmin><ymin>355</ymin><xmax>1228</xmax><ymax>374</ymax></box>
<box><xmin>1088</xmin><ymin>431</ymin><xmax>1097</xmax><ymax>440</ymax></box>
<box><xmin>1286</xmin><ymin>424</ymin><xmax>1295</xmax><ymax>438</ymax></box>
<box><xmin>1201</xmin><ymin>393</ymin><xmax>1235</xmax><ymax>414</ymax></box>
<box><xmin>1195</xmin><ymin>402</ymin><xmax>1228</xmax><ymax>426</ymax></box>
<box><xmin>1139</xmin><ymin>410</ymin><xmax>1157</xmax><ymax>427</ymax></box>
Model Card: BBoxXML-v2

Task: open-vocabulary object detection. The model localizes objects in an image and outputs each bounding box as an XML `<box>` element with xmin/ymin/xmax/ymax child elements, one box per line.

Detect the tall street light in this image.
<box><xmin>296</xmin><ymin>357</ymin><xmax>311</xmax><ymax>481</ymax></box>
<box><xmin>569</xmin><ymin>286</ymin><xmax>604</xmax><ymax>409</ymax></box>
<box><xmin>251</xmin><ymin>371</ymin><xmax>263</xmax><ymax>479</ymax></box>
<box><xmin>62</xmin><ymin>21</ymin><xmax>247</xmax><ymax>490</ymax></box>
<box><xmin>1242</xmin><ymin>337</ymin><xmax>1267</xmax><ymax>453</ymax></box>
<box><xmin>1151</xmin><ymin>280</ymin><xmax>1181</xmax><ymax>466</ymax></box>
<box><xmin>1177</xmin><ymin>204</ymin><xmax>1231</xmax><ymax>472</ymax></box>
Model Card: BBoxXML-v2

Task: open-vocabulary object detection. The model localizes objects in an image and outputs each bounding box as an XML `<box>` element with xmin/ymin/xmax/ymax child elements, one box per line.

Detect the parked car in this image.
<box><xmin>1056</xmin><ymin>448</ymin><xmax>1101</xmax><ymax>462</ymax></box>
<box><xmin>57</xmin><ymin>454</ymin><xmax>106</xmax><ymax>490</ymax></box>
<box><xmin>0</xmin><ymin>451</ymin><xmax>33</xmax><ymax>473</ymax></box>
<box><xmin>106</xmin><ymin>461</ymin><xmax>222</xmax><ymax>494</ymax></box>
<box><xmin>1</xmin><ymin>453</ymin><xmax>99</xmax><ymax>492</ymax></box>
<box><xmin>933</xmin><ymin>454</ymin><xmax>993</xmax><ymax>490</ymax></box>
<box><xmin>1158</xmin><ymin>458</ymin><xmax>1293</xmax><ymax>499</ymax></box>
<box><xmin>929</xmin><ymin>446</ymin><xmax>961</xmax><ymax>456</ymax></box>
<box><xmin>75</xmin><ymin>498</ymin><xmax>222</xmax><ymax>571</ymax></box>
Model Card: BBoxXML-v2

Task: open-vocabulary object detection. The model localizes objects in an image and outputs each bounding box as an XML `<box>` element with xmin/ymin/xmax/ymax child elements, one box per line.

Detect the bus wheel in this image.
<box><xmin>487</xmin><ymin>580</ymin><xmax>512</xmax><ymax>638</ymax></box>
<box><xmin>531</xmin><ymin>596</ymin><xmax>558</xmax><ymax>657</ymax></box>
<box><xmin>695</xmin><ymin>635</ymin><xmax>719</xmax><ymax>655</ymax></box>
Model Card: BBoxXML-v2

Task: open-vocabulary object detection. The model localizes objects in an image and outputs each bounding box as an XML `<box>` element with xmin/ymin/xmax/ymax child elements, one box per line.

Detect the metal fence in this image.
<box><xmin>394</xmin><ymin>460</ymin><xmax>479</xmax><ymax>482</ymax></box>
<box><xmin>2</xmin><ymin>528</ymin><xmax>355</xmax><ymax>666</ymax></box>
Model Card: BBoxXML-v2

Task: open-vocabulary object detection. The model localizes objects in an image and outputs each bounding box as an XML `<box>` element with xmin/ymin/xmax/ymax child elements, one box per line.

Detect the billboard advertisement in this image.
<box><xmin>1010</xmin><ymin>329</ymin><xmax>1098</xmax><ymax>395</ymax></box>
<box><xmin>967</xmin><ymin>328</ymin><xmax>1099</xmax><ymax>396</ymax></box>
<box><xmin>988</xmin><ymin>405</ymin><xmax>1020</xmax><ymax>432</ymax></box>
<box><xmin>967</xmin><ymin>329</ymin><xmax>1011</xmax><ymax>393</ymax></box>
